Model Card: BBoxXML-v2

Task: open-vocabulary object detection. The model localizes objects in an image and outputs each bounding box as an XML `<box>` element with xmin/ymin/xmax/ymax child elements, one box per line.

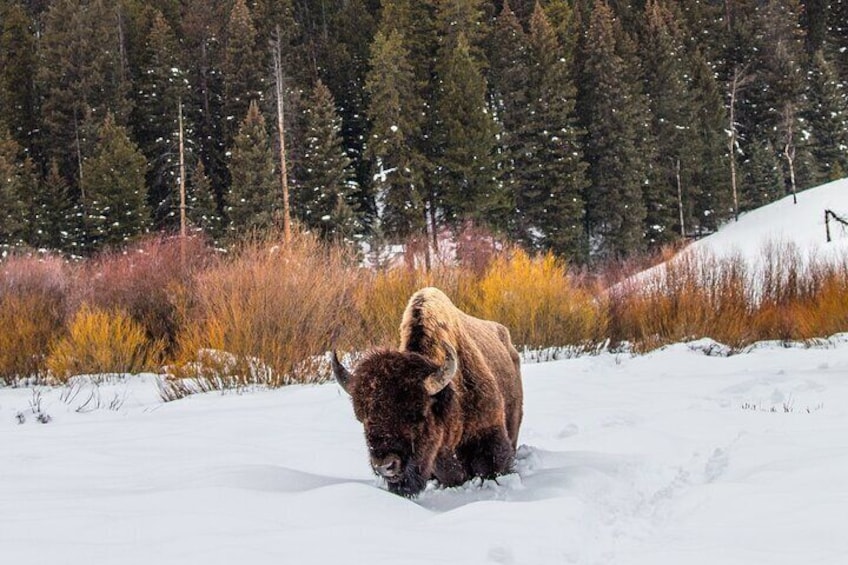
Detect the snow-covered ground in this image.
<box><xmin>686</xmin><ymin>178</ymin><xmax>848</xmax><ymax>264</ymax></box>
<box><xmin>2</xmin><ymin>338</ymin><xmax>848</xmax><ymax>565</ymax></box>
<box><xmin>3</xmin><ymin>181</ymin><xmax>848</xmax><ymax>563</ymax></box>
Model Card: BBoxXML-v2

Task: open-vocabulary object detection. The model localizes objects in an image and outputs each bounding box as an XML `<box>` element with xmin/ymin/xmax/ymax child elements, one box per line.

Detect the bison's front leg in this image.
<box><xmin>433</xmin><ymin>449</ymin><xmax>468</xmax><ymax>488</ymax></box>
<box><xmin>458</xmin><ymin>427</ymin><xmax>515</xmax><ymax>480</ymax></box>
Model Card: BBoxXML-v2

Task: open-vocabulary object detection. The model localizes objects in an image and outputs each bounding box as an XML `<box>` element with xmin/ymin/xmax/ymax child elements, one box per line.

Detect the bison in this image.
<box><xmin>332</xmin><ymin>287</ymin><xmax>523</xmax><ymax>497</ymax></box>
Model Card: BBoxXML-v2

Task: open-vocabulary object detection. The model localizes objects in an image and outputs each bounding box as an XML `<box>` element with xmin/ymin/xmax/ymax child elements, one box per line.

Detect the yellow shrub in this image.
<box><xmin>355</xmin><ymin>267</ymin><xmax>423</xmax><ymax>347</ymax></box>
<box><xmin>470</xmin><ymin>250</ymin><xmax>604</xmax><ymax>349</ymax></box>
<box><xmin>47</xmin><ymin>305</ymin><xmax>163</xmax><ymax>380</ymax></box>
<box><xmin>0</xmin><ymin>293</ymin><xmax>65</xmax><ymax>383</ymax></box>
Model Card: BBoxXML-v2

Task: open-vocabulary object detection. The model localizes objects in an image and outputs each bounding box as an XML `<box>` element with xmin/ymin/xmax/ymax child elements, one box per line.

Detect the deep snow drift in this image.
<box><xmin>3</xmin><ymin>339</ymin><xmax>848</xmax><ymax>565</ymax></box>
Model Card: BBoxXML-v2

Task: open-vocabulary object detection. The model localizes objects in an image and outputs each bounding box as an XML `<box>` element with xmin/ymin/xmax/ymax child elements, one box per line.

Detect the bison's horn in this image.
<box><xmin>330</xmin><ymin>351</ymin><xmax>353</xmax><ymax>394</ymax></box>
<box><xmin>424</xmin><ymin>341</ymin><xmax>458</xmax><ymax>396</ymax></box>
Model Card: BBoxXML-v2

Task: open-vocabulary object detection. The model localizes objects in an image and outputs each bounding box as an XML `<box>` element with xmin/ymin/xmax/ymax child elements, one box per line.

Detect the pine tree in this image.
<box><xmin>315</xmin><ymin>0</ymin><xmax>376</xmax><ymax>226</ymax></box>
<box><xmin>741</xmin><ymin>138</ymin><xmax>784</xmax><ymax>210</ymax></box>
<box><xmin>0</xmin><ymin>129</ymin><xmax>26</xmax><ymax>247</ymax></box>
<box><xmin>364</xmin><ymin>30</ymin><xmax>427</xmax><ymax>240</ymax></box>
<box><xmin>758</xmin><ymin>0</ymin><xmax>808</xmax><ymax>199</ymax></box>
<box><xmin>432</xmin><ymin>0</ymin><xmax>489</xmax><ymax>58</ymax></box>
<box><xmin>39</xmin><ymin>159</ymin><xmax>80</xmax><ymax>253</ymax></box>
<box><xmin>369</xmin><ymin>0</ymin><xmax>438</xmax><ymax>240</ymax></box>
<box><xmin>641</xmin><ymin>0</ymin><xmax>693</xmax><ymax>245</ymax></box>
<box><xmin>432</xmin><ymin>32</ymin><xmax>501</xmax><ymax>226</ymax></box>
<box><xmin>187</xmin><ymin>159</ymin><xmax>224</xmax><ymax>243</ymax></box>
<box><xmin>828</xmin><ymin>0</ymin><xmax>848</xmax><ymax>82</ymax></box>
<box><xmin>222</xmin><ymin>0</ymin><xmax>264</xmax><ymax>144</ymax></box>
<box><xmin>428</xmin><ymin>0</ymin><xmax>504</xmax><ymax>231</ymax></box>
<box><xmin>801</xmin><ymin>0</ymin><xmax>830</xmax><ymax>53</ymax></box>
<box><xmin>182</xmin><ymin>0</ymin><xmax>230</xmax><ymax>205</ymax></box>
<box><xmin>226</xmin><ymin>101</ymin><xmax>277</xmax><ymax>235</ymax></box>
<box><xmin>689</xmin><ymin>50</ymin><xmax>732</xmax><ymax>233</ymax></box>
<box><xmin>37</xmin><ymin>0</ymin><xmax>134</xmax><ymax>180</ymax></box>
<box><xmin>523</xmin><ymin>2</ymin><xmax>588</xmax><ymax>259</ymax></box>
<box><xmin>295</xmin><ymin>80</ymin><xmax>360</xmax><ymax>242</ymax></box>
<box><xmin>135</xmin><ymin>10</ymin><xmax>194</xmax><ymax>229</ymax></box>
<box><xmin>379</xmin><ymin>0</ymin><xmax>437</xmax><ymax>88</ymax></box>
<box><xmin>251</xmin><ymin>0</ymin><xmax>297</xmax><ymax>60</ymax></box>
<box><xmin>81</xmin><ymin>113</ymin><xmax>150</xmax><ymax>252</ymax></box>
<box><xmin>579</xmin><ymin>1</ymin><xmax>650</xmax><ymax>258</ymax></box>
<box><xmin>544</xmin><ymin>0</ymin><xmax>580</xmax><ymax>58</ymax></box>
<box><xmin>807</xmin><ymin>49</ymin><xmax>848</xmax><ymax>182</ymax></box>
<box><xmin>16</xmin><ymin>156</ymin><xmax>40</xmax><ymax>247</ymax></box>
<box><xmin>0</xmin><ymin>1</ymin><xmax>37</xmax><ymax>148</ymax></box>
<box><xmin>488</xmin><ymin>1</ymin><xmax>532</xmax><ymax>240</ymax></box>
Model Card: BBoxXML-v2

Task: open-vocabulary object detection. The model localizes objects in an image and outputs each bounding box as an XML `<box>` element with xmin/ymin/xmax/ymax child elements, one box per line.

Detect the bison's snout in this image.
<box><xmin>371</xmin><ymin>454</ymin><xmax>403</xmax><ymax>480</ymax></box>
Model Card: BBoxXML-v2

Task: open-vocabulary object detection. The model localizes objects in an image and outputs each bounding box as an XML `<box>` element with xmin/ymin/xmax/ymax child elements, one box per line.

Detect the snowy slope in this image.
<box><xmin>688</xmin><ymin>178</ymin><xmax>848</xmax><ymax>263</ymax></box>
<box><xmin>3</xmin><ymin>339</ymin><xmax>848</xmax><ymax>565</ymax></box>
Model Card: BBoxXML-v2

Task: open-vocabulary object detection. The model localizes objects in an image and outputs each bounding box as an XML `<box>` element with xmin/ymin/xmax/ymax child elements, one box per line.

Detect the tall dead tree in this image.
<box><xmin>781</xmin><ymin>104</ymin><xmax>798</xmax><ymax>204</ymax></box>
<box><xmin>178</xmin><ymin>100</ymin><xmax>187</xmax><ymax>262</ymax></box>
<box><xmin>727</xmin><ymin>64</ymin><xmax>753</xmax><ymax>222</ymax></box>
<box><xmin>675</xmin><ymin>158</ymin><xmax>685</xmax><ymax>237</ymax></box>
<box><xmin>272</xmin><ymin>26</ymin><xmax>291</xmax><ymax>245</ymax></box>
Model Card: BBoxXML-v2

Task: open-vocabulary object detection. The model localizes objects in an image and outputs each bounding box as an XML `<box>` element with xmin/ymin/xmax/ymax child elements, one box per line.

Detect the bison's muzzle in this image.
<box><xmin>371</xmin><ymin>453</ymin><xmax>402</xmax><ymax>480</ymax></box>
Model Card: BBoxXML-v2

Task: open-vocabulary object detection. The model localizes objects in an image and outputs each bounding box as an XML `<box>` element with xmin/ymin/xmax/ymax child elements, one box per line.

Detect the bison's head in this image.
<box><xmin>331</xmin><ymin>344</ymin><xmax>458</xmax><ymax>497</ymax></box>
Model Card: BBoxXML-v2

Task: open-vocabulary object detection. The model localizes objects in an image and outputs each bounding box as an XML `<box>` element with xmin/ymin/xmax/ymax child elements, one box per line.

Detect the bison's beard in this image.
<box><xmin>384</xmin><ymin>462</ymin><xmax>429</xmax><ymax>497</ymax></box>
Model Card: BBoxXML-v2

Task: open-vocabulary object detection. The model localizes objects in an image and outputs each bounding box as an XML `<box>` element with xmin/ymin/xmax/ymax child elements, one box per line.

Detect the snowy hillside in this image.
<box><xmin>688</xmin><ymin>178</ymin><xmax>848</xmax><ymax>263</ymax></box>
<box><xmin>3</xmin><ymin>338</ymin><xmax>848</xmax><ymax>565</ymax></box>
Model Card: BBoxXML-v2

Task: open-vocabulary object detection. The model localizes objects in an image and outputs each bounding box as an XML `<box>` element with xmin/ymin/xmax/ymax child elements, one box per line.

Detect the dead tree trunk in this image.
<box><xmin>728</xmin><ymin>65</ymin><xmax>752</xmax><ymax>222</ymax></box>
<box><xmin>273</xmin><ymin>26</ymin><xmax>292</xmax><ymax>245</ymax></box>
<box><xmin>675</xmin><ymin>158</ymin><xmax>685</xmax><ymax>237</ymax></box>
<box><xmin>825</xmin><ymin>209</ymin><xmax>848</xmax><ymax>242</ymax></box>
<box><xmin>782</xmin><ymin>105</ymin><xmax>798</xmax><ymax>205</ymax></box>
<box><xmin>178</xmin><ymin>100</ymin><xmax>187</xmax><ymax>263</ymax></box>
<box><xmin>74</xmin><ymin>110</ymin><xmax>84</xmax><ymax>202</ymax></box>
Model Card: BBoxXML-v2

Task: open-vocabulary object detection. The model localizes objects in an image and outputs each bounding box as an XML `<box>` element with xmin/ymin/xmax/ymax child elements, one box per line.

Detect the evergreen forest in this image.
<box><xmin>1</xmin><ymin>0</ymin><xmax>847</xmax><ymax>262</ymax></box>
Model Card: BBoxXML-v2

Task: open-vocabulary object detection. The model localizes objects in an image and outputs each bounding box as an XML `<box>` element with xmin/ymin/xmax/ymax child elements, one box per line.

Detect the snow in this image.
<box><xmin>688</xmin><ymin>178</ymin><xmax>848</xmax><ymax>264</ymax></box>
<box><xmin>632</xmin><ymin>179</ymin><xmax>848</xmax><ymax>289</ymax></box>
<box><xmin>2</xmin><ymin>338</ymin><xmax>848</xmax><ymax>564</ymax></box>
<box><xmin>3</xmin><ymin>179</ymin><xmax>848</xmax><ymax>563</ymax></box>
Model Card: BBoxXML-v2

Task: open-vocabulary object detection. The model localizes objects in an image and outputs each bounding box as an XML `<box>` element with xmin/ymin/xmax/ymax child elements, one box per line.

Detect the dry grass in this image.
<box><xmin>608</xmin><ymin>251</ymin><xmax>757</xmax><ymax>351</ymax></box>
<box><xmin>798</xmin><ymin>262</ymin><xmax>848</xmax><ymax>338</ymax></box>
<box><xmin>0</xmin><ymin>255</ymin><xmax>69</xmax><ymax>384</ymax></box>
<box><xmin>607</xmin><ymin>246</ymin><xmax>848</xmax><ymax>351</ymax></box>
<box><xmin>4</xmin><ymin>232</ymin><xmax>848</xmax><ymax>390</ymax></box>
<box><xmin>169</xmin><ymin>231</ymin><xmax>361</xmax><ymax>388</ymax></box>
<box><xmin>46</xmin><ymin>304</ymin><xmax>164</xmax><ymax>380</ymax></box>
<box><xmin>72</xmin><ymin>236</ymin><xmax>212</xmax><ymax>354</ymax></box>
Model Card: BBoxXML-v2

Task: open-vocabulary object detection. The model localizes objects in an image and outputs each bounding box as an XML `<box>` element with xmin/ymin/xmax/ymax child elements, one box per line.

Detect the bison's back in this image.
<box><xmin>400</xmin><ymin>287</ymin><xmax>523</xmax><ymax>446</ymax></box>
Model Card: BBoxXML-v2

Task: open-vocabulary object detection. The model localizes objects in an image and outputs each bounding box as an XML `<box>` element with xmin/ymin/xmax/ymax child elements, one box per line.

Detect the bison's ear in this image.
<box><xmin>424</xmin><ymin>341</ymin><xmax>458</xmax><ymax>396</ymax></box>
<box><xmin>330</xmin><ymin>351</ymin><xmax>353</xmax><ymax>394</ymax></box>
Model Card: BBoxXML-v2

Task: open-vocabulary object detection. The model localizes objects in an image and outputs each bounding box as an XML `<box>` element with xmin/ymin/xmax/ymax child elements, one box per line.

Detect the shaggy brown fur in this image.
<box><xmin>333</xmin><ymin>287</ymin><xmax>523</xmax><ymax>497</ymax></box>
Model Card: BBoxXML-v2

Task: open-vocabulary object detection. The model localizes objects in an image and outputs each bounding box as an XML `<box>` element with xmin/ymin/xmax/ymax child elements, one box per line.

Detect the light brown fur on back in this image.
<box><xmin>399</xmin><ymin>287</ymin><xmax>523</xmax><ymax>447</ymax></box>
